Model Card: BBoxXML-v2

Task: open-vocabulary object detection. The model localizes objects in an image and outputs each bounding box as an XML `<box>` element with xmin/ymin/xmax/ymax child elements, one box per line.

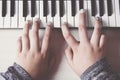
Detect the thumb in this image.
<box><xmin>99</xmin><ymin>34</ymin><xmax>106</xmax><ymax>48</ymax></box>
<box><xmin>17</xmin><ymin>36</ymin><xmax>22</xmax><ymax>53</ymax></box>
<box><xmin>65</xmin><ymin>46</ymin><xmax>73</xmax><ymax>66</ymax></box>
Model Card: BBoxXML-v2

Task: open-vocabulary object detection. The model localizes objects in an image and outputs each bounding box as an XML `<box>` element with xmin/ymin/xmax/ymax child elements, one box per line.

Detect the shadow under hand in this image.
<box><xmin>104</xmin><ymin>30</ymin><xmax>120</xmax><ymax>73</ymax></box>
<box><xmin>46</xmin><ymin>29</ymin><xmax>66</xmax><ymax>80</ymax></box>
<box><xmin>41</xmin><ymin>29</ymin><xmax>120</xmax><ymax>79</ymax></box>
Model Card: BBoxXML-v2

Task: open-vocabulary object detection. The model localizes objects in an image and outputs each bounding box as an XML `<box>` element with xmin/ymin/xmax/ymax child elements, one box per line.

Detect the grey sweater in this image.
<box><xmin>80</xmin><ymin>58</ymin><xmax>120</xmax><ymax>80</ymax></box>
<box><xmin>0</xmin><ymin>58</ymin><xmax>120</xmax><ymax>80</ymax></box>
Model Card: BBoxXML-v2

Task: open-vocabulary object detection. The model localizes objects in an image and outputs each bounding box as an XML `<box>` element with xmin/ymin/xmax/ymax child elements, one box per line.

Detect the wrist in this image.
<box><xmin>80</xmin><ymin>58</ymin><xmax>109</xmax><ymax>79</ymax></box>
<box><xmin>13</xmin><ymin>63</ymin><xmax>32</xmax><ymax>80</ymax></box>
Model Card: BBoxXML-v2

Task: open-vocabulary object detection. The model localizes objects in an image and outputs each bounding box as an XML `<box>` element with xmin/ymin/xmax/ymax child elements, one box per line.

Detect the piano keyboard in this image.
<box><xmin>0</xmin><ymin>0</ymin><xmax>120</xmax><ymax>29</ymax></box>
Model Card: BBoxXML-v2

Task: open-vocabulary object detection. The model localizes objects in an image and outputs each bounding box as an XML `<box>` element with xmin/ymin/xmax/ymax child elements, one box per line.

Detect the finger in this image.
<box><xmin>91</xmin><ymin>17</ymin><xmax>102</xmax><ymax>47</ymax></box>
<box><xmin>30</xmin><ymin>19</ymin><xmax>40</xmax><ymax>51</ymax></box>
<box><xmin>22</xmin><ymin>21</ymin><xmax>30</xmax><ymax>51</ymax></box>
<box><xmin>99</xmin><ymin>35</ymin><xmax>106</xmax><ymax>48</ymax></box>
<box><xmin>61</xmin><ymin>23</ymin><xmax>78</xmax><ymax>48</ymax></box>
<box><xmin>78</xmin><ymin>9</ymin><xmax>89</xmax><ymax>44</ymax></box>
<box><xmin>65</xmin><ymin>46</ymin><xmax>73</xmax><ymax>65</ymax></box>
<box><xmin>41</xmin><ymin>22</ymin><xmax>52</xmax><ymax>54</ymax></box>
<box><xmin>17</xmin><ymin>36</ymin><xmax>22</xmax><ymax>53</ymax></box>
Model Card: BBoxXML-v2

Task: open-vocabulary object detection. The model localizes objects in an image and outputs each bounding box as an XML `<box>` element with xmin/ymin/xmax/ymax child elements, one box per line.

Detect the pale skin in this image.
<box><xmin>15</xmin><ymin>19</ymin><xmax>53</xmax><ymax>80</ymax></box>
<box><xmin>15</xmin><ymin>10</ymin><xmax>106</xmax><ymax>79</ymax></box>
<box><xmin>61</xmin><ymin>10</ymin><xmax>106</xmax><ymax>76</ymax></box>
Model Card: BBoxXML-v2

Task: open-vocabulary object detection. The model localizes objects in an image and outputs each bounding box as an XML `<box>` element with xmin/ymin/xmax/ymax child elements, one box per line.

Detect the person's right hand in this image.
<box><xmin>61</xmin><ymin>10</ymin><xmax>106</xmax><ymax>76</ymax></box>
<box><xmin>16</xmin><ymin>19</ymin><xmax>53</xmax><ymax>80</ymax></box>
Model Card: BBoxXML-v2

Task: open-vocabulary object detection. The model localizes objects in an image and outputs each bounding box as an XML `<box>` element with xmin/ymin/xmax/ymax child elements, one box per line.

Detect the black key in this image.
<box><xmin>99</xmin><ymin>0</ymin><xmax>104</xmax><ymax>16</ymax></box>
<box><xmin>43</xmin><ymin>0</ymin><xmax>48</xmax><ymax>16</ymax></box>
<box><xmin>23</xmin><ymin>0</ymin><xmax>28</xmax><ymax>17</ymax></box>
<box><xmin>10</xmin><ymin>0</ymin><xmax>15</xmax><ymax>17</ymax></box>
<box><xmin>59</xmin><ymin>0</ymin><xmax>64</xmax><ymax>17</ymax></box>
<box><xmin>79</xmin><ymin>0</ymin><xmax>83</xmax><ymax>9</ymax></box>
<box><xmin>51</xmin><ymin>0</ymin><xmax>56</xmax><ymax>17</ymax></box>
<box><xmin>31</xmin><ymin>0</ymin><xmax>36</xmax><ymax>17</ymax></box>
<box><xmin>71</xmin><ymin>0</ymin><xmax>76</xmax><ymax>16</ymax></box>
<box><xmin>2</xmin><ymin>0</ymin><xmax>7</xmax><ymax>17</ymax></box>
<box><xmin>91</xmin><ymin>0</ymin><xmax>96</xmax><ymax>16</ymax></box>
<box><xmin>107</xmin><ymin>0</ymin><xmax>113</xmax><ymax>16</ymax></box>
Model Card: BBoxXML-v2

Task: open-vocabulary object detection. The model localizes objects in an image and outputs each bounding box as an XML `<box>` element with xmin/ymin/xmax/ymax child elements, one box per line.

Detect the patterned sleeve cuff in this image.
<box><xmin>13</xmin><ymin>63</ymin><xmax>32</xmax><ymax>80</ymax></box>
<box><xmin>80</xmin><ymin>58</ymin><xmax>114</xmax><ymax>80</ymax></box>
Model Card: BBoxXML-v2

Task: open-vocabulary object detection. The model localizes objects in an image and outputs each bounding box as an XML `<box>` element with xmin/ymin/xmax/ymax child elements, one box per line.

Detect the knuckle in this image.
<box><xmin>95</xmin><ymin>23</ymin><xmax>101</xmax><ymax>29</ymax></box>
<box><xmin>79</xmin><ymin>24</ymin><xmax>85</xmax><ymax>27</ymax></box>
<box><xmin>22</xmin><ymin>34</ymin><xmax>28</xmax><ymax>39</ymax></box>
<box><xmin>65</xmin><ymin>50</ymin><xmax>68</xmax><ymax>54</ymax></box>
<box><xmin>44</xmin><ymin>33</ymin><xmax>49</xmax><ymax>39</ymax></box>
<box><xmin>79</xmin><ymin>25</ymin><xmax>85</xmax><ymax>31</ymax></box>
<box><xmin>65</xmin><ymin>48</ymin><xmax>69</xmax><ymax>53</ymax></box>
<box><xmin>24</xmin><ymin>24</ymin><xmax>29</xmax><ymax>29</ymax></box>
<box><xmin>31</xmin><ymin>35</ymin><xmax>38</xmax><ymax>42</ymax></box>
<box><xmin>26</xmin><ymin>41</ymin><xmax>29</xmax><ymax>45</ymax></box>
<box><xmin>17</xmin><ymin>37</ymin><xmax>21</xmax><ymax>43</ymax></box>
<box><xmin>44</xmin><ymin>37</ymin><xmax>49</xmax><ymax>42</ymax></box>
<box><xmin>31</xmin><ymin>31</ymin><xmax>38</xmax><ymax>38</ymax></box>
<box><xmin>33</xmin><ymin>24</ymin><xmax>39</xmax><ymax>29</ymax></box>
<box><xmin>95</xmin><ymin>22</ymin><xmax>101</xmax><ymax>28</ymax></box>
<box><xmin>41</xmin><ymin>47</ymin><xmax>47</xmax><ymax>55</ymax></box>
<box><xmin>41</xmin><ymin>53</ymin><xmax>46</xmax><ymax>59</ymax></box>
<box><xmin>24</xmin><ymin>26</ymin><xmax>29</xmax><ymax>31</ymax></box>
<box><xmin>32</xmin><ymin>30</ymin><xmax>38</xmax><ymax>35</ymax></box>
<box><xmin>29</xmin><ymin>52</ymin><xmax>36</xmax><ymax>58</ymax></box>
<box><xmin>96</xmin><ymin>19</ymin><xmax>101</xmax><ymax>24</ymax></box>
<box><xmin>95</xmin><ymin>28</ymin><xmax>101</xmax><ymax>34</ymax></box>
<box><xmin>34</xmin><ymin>20</ymin><xmax>40</xmax><ymax>25</ymax></box>
<box><xmin>22</xmin><ymin>35</ymin><xmax>30</xmax><ymax>46</ymax></box>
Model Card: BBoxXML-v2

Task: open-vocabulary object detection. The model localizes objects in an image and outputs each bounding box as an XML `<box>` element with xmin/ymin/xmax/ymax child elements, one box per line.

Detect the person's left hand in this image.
<box><xmin>15</xmin><ymin>19</ymin><xmax>53</xmax><ymax>80</ymax></box>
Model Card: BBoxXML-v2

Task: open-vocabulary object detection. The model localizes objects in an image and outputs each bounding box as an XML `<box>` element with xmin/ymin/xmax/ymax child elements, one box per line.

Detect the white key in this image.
<box><xmin>40</xmin><ymin>1</ymin><xmax>46</xmax><ymax>27</ymax></box>
<box><xmin>26</xmin><ymin>1</ymin><xmax>32</xmax><ymax>21</ymax></box>
<box><xmin>87</xmin><ymin>0</ymin><xmax>94</xmax><ymax>27</ymax></box>
<box><xmin>84</xmin><ymin>0</ymin><xmax>89</xmax><ymax>27</ymax></box>
<box><xmin>47</xmin><ymin>1</ymin><xmax>53</xmax><ymax>23</ymax></box>
<box><xmin>11</xmin><ymin>1</ymin><xmax>18</xmax><ymax>28</ymax></box>
<box><xmin>4</xmin><ymin>1</ymin><xmax>10</xmax><ymax>28</ymax></box>
<box><xmin>33</xmin><ymin>1</ymin><xmax>40</xmax><ymax>21</ymax></box>
<box><xmin>108</xmin><ymin>0</ymin><xmax>116</xmax><ymax>27</ymax></box>
<box><xmin>75</xmin><ymin>0</ymin><xmax>79</xmax><ymax>27</ymax></box>
<box><xmin>19</xmin><ymin>1</ymin><xmax>25</xmax><ymax>28</ymax></box>
<box><xmin>61</xmin><ymin>0</ymin><xmax>67</xmax><ymax>25</ymax></box>
<box><xmin>54</xmin><ymin>1</ymin><xmax>60</xmax><ymax>28</ymax></box>
<box><xmin>115</xmin><ymin>0</ymin><xmax>120</xmax><ymax>27</ymax></box>
<box><xmin>96</xmin><ymin>0</ymin><xmax>100</xmax><ymax>17</ymax></box>
<box><xmin>102</xmin><ymin>0</ymin><xmax>109</xmax><ymax>27</ymax></box>
<box><xmin>67</xmin><ymin>1</ymin><xmax>74</xmax><ymax>27</ymax></box>
<box><xmin>0</xmin><ymin>1</ymin><xmax>3</xmax><ymax>28</ymax></box>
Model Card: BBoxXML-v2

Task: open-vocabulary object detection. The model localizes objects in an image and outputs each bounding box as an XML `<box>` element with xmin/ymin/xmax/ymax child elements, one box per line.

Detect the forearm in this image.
<box><xmin>0</xmin><ymin>63</ymin><xmax>32</xmax><ymax>80</ymax></box>
<box><xmin>81</xmin><ymin>58</ymin><xmax>120</xmax><ymax>80</ymax></box>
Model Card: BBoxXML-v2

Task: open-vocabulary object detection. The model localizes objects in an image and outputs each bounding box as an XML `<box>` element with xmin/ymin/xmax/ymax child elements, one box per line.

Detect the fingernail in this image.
<box><xmin>47</xmin><ymin>22</ymin><xmax>53</xmax><ymax>28</ymax></box>
<box><xmin>62</xmin><ymin>22</ymin><xmax>68</xmax><ymax>26</ymax></box>
<box><xmin>95</xmin><ymin>17</ymin><xmax>102</xmax><ymax>21</ymax></box>
<box><xmin>95</xmin><ymin>17</ymin><xmax>100</xmax><ymax>21</ymax></box>
<box><xmin>79</xmin><ymin>9</ymin><xmax>85</xmax><ymax>14</ymax></box>
<box><xmin>34</xmin><ymin>18</ymin><xmax>40</xmax><ymax>22</ymax></box>
<box><xmin>26</xmin><ymin>20</ymin><xmax>31</xmax><ymax>25</ymax></box>
<box><xmin>26</xmin><ymin>20</ymin><xmax>31</xmax><ymax>24</ymax></box>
